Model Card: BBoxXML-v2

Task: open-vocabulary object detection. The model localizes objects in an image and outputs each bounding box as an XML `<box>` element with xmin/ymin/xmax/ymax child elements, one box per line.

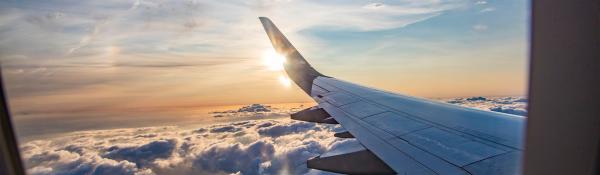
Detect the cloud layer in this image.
<box><xmin>443</xmin><ymin>96</ymin><xmax>528</xmax><ymax>116</ymax></box>
<box><xmin>21</xmin><ymin>119</ymin><xmax>344</xmax><ymax>175</ymax></box>
<box><xmin>20</xmin><ymin>97</ymin><xmax>526</xmax><ymax>175</ymax></box>
<box><xmin>210</xmin><ymin>104</ymin><xmax>305</xmax><ymax>118</ymax></box>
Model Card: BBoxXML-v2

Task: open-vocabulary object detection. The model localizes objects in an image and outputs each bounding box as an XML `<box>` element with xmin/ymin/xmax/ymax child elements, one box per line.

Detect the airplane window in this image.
<box><xmin>0</xmin><ymin>0</ymin><xmax>529</xmax><ymax>174</ymax></box>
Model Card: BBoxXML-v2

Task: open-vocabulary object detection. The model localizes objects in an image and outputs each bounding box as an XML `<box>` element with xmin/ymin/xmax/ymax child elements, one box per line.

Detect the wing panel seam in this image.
<box><xmin>355</xmin><ymin>112</ymin><xmax>471</xmax><ymax>172</ymax></box>
<box><xmin>318</xmin><ymin>78</ymin><xmax>519</xmax><ymax>151</ymax></box>
<box><xmin>325</xmin><ymin>102</ymin><xmax>472</xmax><ymax>175</ymax></box>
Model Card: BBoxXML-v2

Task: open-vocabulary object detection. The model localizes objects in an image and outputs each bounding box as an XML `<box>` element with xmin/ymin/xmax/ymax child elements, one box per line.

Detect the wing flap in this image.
<box><xmin>290</xmin><ymin>107</ymin><xmax>338</xmax><ymax>124</ymax></box>
<box><xmin>308</xmin><ymin>150</ymin><xmax>395</xmax><ymax>174</ymax></box>
<box><xmin>334</xmin><ymin>131</ymin><xmax>355</xmax><ymax>138</ymax></box>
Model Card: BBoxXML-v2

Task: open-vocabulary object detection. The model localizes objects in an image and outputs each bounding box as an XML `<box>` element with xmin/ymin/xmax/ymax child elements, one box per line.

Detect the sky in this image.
<box><xmin>0</xmin><ymin>1</ymin><xmax>530</xmax><ymax>173</ymax></box>
<box><xmin>0</xmin><ymin>0</ymin><xmax>528</xmax><ymax>136</ymax></box>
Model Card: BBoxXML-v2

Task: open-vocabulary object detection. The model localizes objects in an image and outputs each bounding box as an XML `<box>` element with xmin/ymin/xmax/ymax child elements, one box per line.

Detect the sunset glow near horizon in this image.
<box><xmin>0</xmin><ymin>0</ymin><xmax>528</xmax><ymax>119</ymax></box>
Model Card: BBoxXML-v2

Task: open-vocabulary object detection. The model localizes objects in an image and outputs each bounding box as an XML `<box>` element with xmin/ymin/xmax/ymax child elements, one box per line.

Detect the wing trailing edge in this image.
<box><xmin>290</xmin><ymin>107</ymin><xmax>338</xmax><ymax>124</ymax></box>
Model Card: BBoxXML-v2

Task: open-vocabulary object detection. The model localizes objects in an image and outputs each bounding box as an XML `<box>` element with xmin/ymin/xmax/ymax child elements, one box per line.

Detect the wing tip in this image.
<box><xmin>258</xmin><ymin>16</ymin><xmax>325</xmax><ymax>95</ymax></box>
<box><xmin>258</xmin><ymin>17</ymin><xmax>271</xmax><ymax>24</ymax></box>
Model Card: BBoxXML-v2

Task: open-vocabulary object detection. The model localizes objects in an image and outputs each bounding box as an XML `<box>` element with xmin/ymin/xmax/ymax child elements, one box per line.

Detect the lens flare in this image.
<box><xmin>278</xmin><ymin>75</ymin><xmax>292</xmax><ymax>87</ymax></box>
<box><xmin>262</xmin><ymin>49</ymin><xmax>286</xmax><ymax>71</ymax></box>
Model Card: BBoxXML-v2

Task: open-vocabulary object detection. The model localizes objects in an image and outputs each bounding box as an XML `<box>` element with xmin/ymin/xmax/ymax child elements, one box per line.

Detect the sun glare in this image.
<box><xmin>262</xmin><ymin>49</ymin><xmax>286</xmax><ymax>71</ymax></box>
<box><xmin>278</xmin><ymin>75</ymin><xmax>292</xmax><ymax>87</ymax></box>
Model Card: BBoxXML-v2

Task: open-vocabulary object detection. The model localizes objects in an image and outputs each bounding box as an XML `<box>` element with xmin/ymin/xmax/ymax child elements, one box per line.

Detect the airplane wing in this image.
<box><xmin>259</xmin><ymin>17</ymin><xmax>526</xmax><ymax>175</ymax></box>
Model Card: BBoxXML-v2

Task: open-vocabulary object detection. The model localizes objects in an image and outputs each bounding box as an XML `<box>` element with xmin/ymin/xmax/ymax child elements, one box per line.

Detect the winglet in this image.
<box><xmin>259</xmin><ymin>17</ymin><xmax>324</xmax><ymax>95</ymax></box>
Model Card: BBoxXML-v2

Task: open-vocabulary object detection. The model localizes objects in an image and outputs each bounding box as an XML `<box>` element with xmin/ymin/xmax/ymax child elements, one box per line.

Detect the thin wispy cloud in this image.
<box><xmin>363</xmin><ymin>2</ymin><xmax>386</xmax><ymax>10</ymax></box>
<box><xmin>3</xmin><ymin>0</ymin><xmax>469</xmax><ymax>59</ymax></box>
<box><xmin>480</xmin><ymin>7</ymin><xmax>496</xmax><ymax>13</ymax></box>
<box><xmin>0</xmin><ymin>0</ymin><xmax>475</xmax><ymax>111</ymax></box>
<box><xmin>67</xmin><ymin>19</ymin><xmax>106</xmax><ymax>55</ymax></box>
<box><xmin>472</xmin><ymin>24</ymin><xmax>488</xmax><ymax>31</ymax></box>
<box><xmin>1</xmin><ymin>0</ymin><xmax>528</xmax><ymax>123</ymax></box>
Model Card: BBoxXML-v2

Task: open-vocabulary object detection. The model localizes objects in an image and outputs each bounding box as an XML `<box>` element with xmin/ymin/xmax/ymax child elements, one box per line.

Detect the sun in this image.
<box><xmin>262</xmin><ymin>49</ymin><xmax>286</xmax><ymax>71</ymax></box>
<box><xmin>262</xmin><ymin>49</ymin><xmax>291</xmax><ymax>87</ymax></box>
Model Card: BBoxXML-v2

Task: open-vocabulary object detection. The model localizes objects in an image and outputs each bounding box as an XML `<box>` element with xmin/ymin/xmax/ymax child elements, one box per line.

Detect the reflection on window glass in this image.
<box><xmin>0</xmin><ymin>0</ymin><xmax>528</xmax><ymax>174</ymax></box>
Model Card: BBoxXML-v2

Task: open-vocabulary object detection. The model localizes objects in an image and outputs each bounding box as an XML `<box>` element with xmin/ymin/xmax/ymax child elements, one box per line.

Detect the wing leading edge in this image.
<box><xmin>259</xmin><ymin>17</ymin><xmax>525</xmax><ymax>175</ymax></box>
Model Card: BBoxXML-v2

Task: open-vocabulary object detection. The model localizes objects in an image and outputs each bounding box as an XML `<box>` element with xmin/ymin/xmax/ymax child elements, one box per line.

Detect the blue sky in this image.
<box><xmin>0</xmin><ymin>0</ymin><xmax>528</xmax><ymax>116</ymax></box>
<box><xmin>304</xmin><ymin>0</ymin><xmax>528</xmax><ymax>97</ymax></box>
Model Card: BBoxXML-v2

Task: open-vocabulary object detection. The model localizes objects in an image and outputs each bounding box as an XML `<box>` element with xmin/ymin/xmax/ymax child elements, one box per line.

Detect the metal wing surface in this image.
<box><xmin>259</xmin><ymin>17</ymin><xmax>525</xmax><ymax>175</ymax></box>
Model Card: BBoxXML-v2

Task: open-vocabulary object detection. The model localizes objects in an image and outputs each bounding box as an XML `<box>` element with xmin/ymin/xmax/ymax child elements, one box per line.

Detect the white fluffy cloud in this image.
<box><xmin>442</xmin><ymin>96</ymin><xmax>528</xmax><ymax>116</ymax></box>
<box><xmin>21</xmin><ymin>119</ymin><xmax>345</xmax><ymax>175</ymax></box>
<box><xmin>210</xmin><ymin>104</ymin><xmax>304</xmax><ymax>118</ymax></box>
